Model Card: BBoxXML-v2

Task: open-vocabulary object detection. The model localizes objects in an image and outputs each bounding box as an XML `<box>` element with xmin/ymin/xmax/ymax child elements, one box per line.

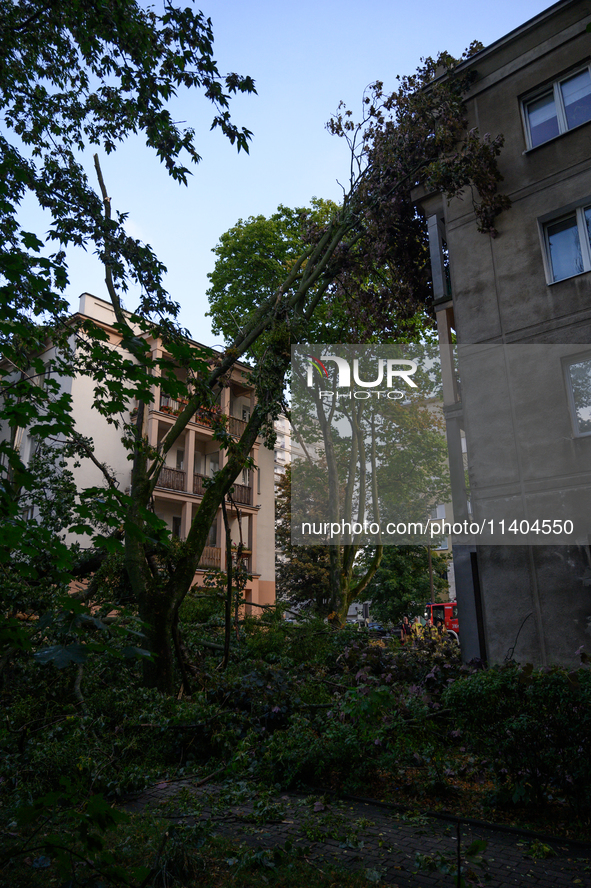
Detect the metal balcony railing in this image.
<box><xmin>158</xmin><ymin>396</ymin><xmax>251</xmax><ymax>440</ymax></box>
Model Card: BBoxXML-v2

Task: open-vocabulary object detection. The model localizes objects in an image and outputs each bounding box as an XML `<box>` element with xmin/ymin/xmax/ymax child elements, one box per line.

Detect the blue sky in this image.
<box><xmin>54</xmin><ymin>0</ymin><xmax>553</xmax><ymax>344</ymax></box>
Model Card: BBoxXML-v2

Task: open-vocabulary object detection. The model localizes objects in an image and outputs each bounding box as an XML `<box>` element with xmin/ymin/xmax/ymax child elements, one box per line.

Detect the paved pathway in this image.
<box><xmin>124</xmin><ymin>779</ymin><xmax>591</xmax><ymax>886</ymax></box>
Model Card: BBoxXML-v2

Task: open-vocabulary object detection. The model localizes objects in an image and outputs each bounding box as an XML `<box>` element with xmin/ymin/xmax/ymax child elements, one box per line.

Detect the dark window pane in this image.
<box><xmin>561</xmin><ymin>70</ymin><xmax>591</xmax><ymax>130</ymax></box>
<box><xmin>568</xmin><ymin>359</ymin><xmax>591</xmax><ymax>434</ymax></box>
<box><xmin>527</xmin><ymin>92</ymin><xmax>559</xmax><ymax>146</ymax></box>
<box><xmin>547</xmin><ymin>215</ymin><xmax>583</xmax><ymax>281</ymax></box>
<box><xmin>207</xmin><ymin>522</ymin><xmax>217</xmax><ymax>546</ymax></box>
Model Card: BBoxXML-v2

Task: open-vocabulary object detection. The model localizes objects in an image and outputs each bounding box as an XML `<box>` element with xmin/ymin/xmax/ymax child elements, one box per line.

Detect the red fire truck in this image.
<box><xmin>424</xmin><ymin>602</ymin><xmax>459</xmax><ymax>642</ymax></box>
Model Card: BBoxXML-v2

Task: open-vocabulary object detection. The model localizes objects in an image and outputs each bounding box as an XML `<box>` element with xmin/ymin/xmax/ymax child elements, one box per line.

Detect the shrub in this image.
<box><xmin>443</xmin><ymin>662</ymin><xmax>591</xmax><ymax>811</ymax></box>
<box><xmin>254</xmin><ymin>715</ymin><xmax>365</xmax><ymax>787</ymax></box>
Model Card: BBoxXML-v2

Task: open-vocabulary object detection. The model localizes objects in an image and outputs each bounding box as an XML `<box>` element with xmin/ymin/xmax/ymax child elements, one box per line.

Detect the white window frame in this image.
<box><xmin>540</xmin><ymin>201</ymin><xmax>591</xmax><ymax>283</ymax></box>
<box><xmin>563</xmin><ymin>353</ymin><xmax>591</xmax><ymax>438</ymax></box>
<box><xmin>522</xmin><ymin>62</ymin><xmax>591</xmax><ymax>149</ymax></box>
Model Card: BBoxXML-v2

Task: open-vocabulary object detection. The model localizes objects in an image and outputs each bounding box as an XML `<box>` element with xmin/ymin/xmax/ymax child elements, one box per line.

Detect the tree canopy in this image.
<box><xmin>362</xmin><ymin>545</ymin><xmax>450</xmax><ymax>624</ymax></box>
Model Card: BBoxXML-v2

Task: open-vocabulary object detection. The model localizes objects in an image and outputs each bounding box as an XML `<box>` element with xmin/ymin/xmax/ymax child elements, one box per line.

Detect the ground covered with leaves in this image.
<box><xmin>2</xmin><ymin>598</ymin><xmax>591</xmax><ymax>886</ymax></box>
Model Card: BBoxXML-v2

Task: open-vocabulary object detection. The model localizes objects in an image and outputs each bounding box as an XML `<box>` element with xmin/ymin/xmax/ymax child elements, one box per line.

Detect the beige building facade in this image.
<box><xmin>18</xmin><ymin>292</ymin><xmax>276</xmax><ymax>610</ymax></box>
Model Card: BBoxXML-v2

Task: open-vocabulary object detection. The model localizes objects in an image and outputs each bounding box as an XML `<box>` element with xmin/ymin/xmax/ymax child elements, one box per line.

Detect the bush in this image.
<box><xmin>443</xmin><ymin>662</ymin><xmax>591</xmax><ymax>811</ymax></box>
<box><xmin>254</xmin><ymin>715</ymin><xmax>365</xmax><ymax>787</ymax></box>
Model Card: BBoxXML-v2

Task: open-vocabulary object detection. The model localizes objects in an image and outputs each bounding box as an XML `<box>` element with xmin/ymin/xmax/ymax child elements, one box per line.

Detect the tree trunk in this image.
<box><xmin>139</xmin><ymin>586</ymin><xmax>177</xmax><ymax>692</ymax></box>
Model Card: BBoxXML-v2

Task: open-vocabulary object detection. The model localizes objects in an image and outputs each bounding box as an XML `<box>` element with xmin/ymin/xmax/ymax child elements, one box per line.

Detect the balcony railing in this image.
<box><xmin>158</xmin><ymin>466</ymin><xmax>186</xmax><ymax>491</ymax></box>
<box><xmin>229</xmin><ymin>482</ymin><xmax>252</xmax><ymax>506</ymax></box>
<box><xmin>198</xmin><ymin>546</ymin><xmax>221</xmax><ymax>569</ymax></box>
<box><xmin>228</xmin><ymin>416</ymin><xmax>248</xmax><ymax>437</ymax></box>
<box><xmin>193</xmin><ymin>472</ymin><xmax>208</xmax><ymax>496</ymax></box>
<box><xmin>195</xmin><ymin>548</ymin><xmax>250</xmax><ymax>572</ymax></box>
<box><xmin>156</xmin><ymin>469</ymin><xmax>253</xmax><ymax>506</ymax></box>
<box><xmin>159</xmin><ymin>396</ymin><xmax>188</xmax><ymax>416</ymax></box>
<box><xmin>158</xmin><ymin>396</ymin><xmax>248</xmax><ymax>438</ymax></box>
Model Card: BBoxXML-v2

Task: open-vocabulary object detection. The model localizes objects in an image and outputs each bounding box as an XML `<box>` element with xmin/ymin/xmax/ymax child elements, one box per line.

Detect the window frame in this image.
<box><xmin>522</xmin><ymin>62</ymin><xmax>591</xmax><ymax>149</ymax></box>
<box><xmin>540</xmin><ymin>201</ymin><xmax>591</xmax><ymax>284</ymax></box>
<box><xmin>563</xmin><ymin>352</ymin><xmax>591</xmax><ymax>438</ymax></box>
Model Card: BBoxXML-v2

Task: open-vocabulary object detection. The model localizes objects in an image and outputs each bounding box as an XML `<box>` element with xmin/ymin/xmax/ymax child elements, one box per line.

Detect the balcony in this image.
<box><xmin>158</xmin><ymin>395</ymin><xmax>248</xmax><ymax>437</ymax></box>
<box><xmin>195</xmin><ymin>547</ymin><xmax>250</xmax><ymax>572</ymax></box>
<box><xmin>157</xmin><ymin>468</ymin><xmax>252</xmax><ymax>506</ymax></box>
<box><xmin>193</xmin><ymin>472</ymin><xmax>208</xmax><ymax>496</ymax></box>
<box><xmin>198</xmin><ymin>546</ymin><xmax>221</xmax><ymax>569</ymax></box>
<box><xmin>228</xmin><ymin>482</ymin><xmax>252</xmax><ymax>506</ymax></box>
<box><xmin>159</xmin><ymin>466</ymin><xmax>186</xmax><ymax>491</ymax></box>
<box><xmin>228</xmin><ymin>416</ymin><xmax>248</xmax><ymax>437</ymax></box>
<box><xmin>159</xmin><ymin>395</ymin><xmax>189</xmax><ymax>416</ymax></box>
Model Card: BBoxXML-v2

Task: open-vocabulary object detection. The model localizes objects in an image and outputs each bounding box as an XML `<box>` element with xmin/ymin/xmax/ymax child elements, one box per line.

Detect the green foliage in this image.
<box><xmin>179</xmin><ymin>588</ymin><xmax>224</xmax><ymax>624</ymax></box>
<box><xmin>0</xmin><ymin>0</ymin><xmax>258</xmax><ymax>696</ymax></box>
<box><xmin>12</xmin><ymin>779</ymin><xmax>138</xmax><ymax>884</ymax></box>
<box><xmin>255</xmin><ymin>715</ymin><xmax>366</xmax><ymax>787</ymax></box>
<box><xmin>526</xmin><ymin>840</ymin><xmax>557</xmax><ymax>860</ymax></box>
<box><xmin>207</xmin><ymin>200</ymin><xmax>340</xmax><ymax>357</ymax></box>
<box><xmin>363</xmin><ymin>545</ymin><xmax>450</xmax><ymax>624</ymax></box>
<box><xmin>443</xmin><ymin>662</ymin><xmax>591</xmax><ymax>812</ymax></box>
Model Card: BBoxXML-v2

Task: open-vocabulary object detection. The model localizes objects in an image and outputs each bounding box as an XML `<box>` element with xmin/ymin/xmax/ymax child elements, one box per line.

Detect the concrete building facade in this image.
<box><xmin>416</xmin><ymin>0</ymin><xmax>591</xmax><ymax>664</ymax></box>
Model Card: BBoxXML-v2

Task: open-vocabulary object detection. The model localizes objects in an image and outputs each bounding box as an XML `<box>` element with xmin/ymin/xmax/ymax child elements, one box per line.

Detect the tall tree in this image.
<box><xmin>361</xmin><ymin>545</ymin><xmax>450</xmax><ymax>625</ymax></box>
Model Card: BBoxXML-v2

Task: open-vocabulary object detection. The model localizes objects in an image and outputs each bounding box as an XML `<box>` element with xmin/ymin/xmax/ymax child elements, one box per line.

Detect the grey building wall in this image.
<box><xmin>419</xmin><ymin>0</ymin><xmax>591</xmax><ymax>666</ymax></box>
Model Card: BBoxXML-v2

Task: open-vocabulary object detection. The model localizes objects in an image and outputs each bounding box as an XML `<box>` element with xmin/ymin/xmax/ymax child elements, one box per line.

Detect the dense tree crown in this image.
<box><xmin>363</xmin><ymin>546</ymin><xmax>450</xmax><ymax>624</ymax></box>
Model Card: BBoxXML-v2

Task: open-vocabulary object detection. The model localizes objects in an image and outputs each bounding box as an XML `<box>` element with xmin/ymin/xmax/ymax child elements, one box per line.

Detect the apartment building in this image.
<box><xmin>415</xmin><ymin>0</ymin><xmax>591</xmax><ymax>664</ymax></box>
<box><xmin>22</xmin><ymin>293</ymin><xmax>276</xmax><ymax>609</ymax></box>
<box><xmin>273</xmin><ymin>413</ymin><xmax>311</xmax><ymax>488</ymax></box>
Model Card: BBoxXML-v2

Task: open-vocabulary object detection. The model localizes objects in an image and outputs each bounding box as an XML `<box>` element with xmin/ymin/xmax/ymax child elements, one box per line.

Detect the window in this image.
<box><xmin>176</xmin><ymin>449</ymin><xmax>184</xmax><ymax>471</ymax></box>
<box><xmin>208</xmin><ymin>452</ymin><xmax>219</xmax><ymax>477</ymax></box>
<box><xmin>544</xmin><ymin>205</ymin><xmax>591</xmax><ymax>281</ymax></box>
<box><xmin>565</xmin><ymin>356</ymin><xmax>591</xmax><ymax>436</ymax></box>
<box><xmin>207</xmin><ymin>521</ymin><xmax>217</xmax><ymax>547</ymax></box>
<box><xmin>524</xmin><ymin>65</ymin><xmax>591</xmax><ymax>148</ymax></box>
<box><xmin>172</xmin><ymin>516</ymin><xmax>182</xmax><ymax>538</ymax></box>
<box><xmin>431</xmin><ymin>605</ymin><xmax>445</xmax><ymax>622</ymax></box>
